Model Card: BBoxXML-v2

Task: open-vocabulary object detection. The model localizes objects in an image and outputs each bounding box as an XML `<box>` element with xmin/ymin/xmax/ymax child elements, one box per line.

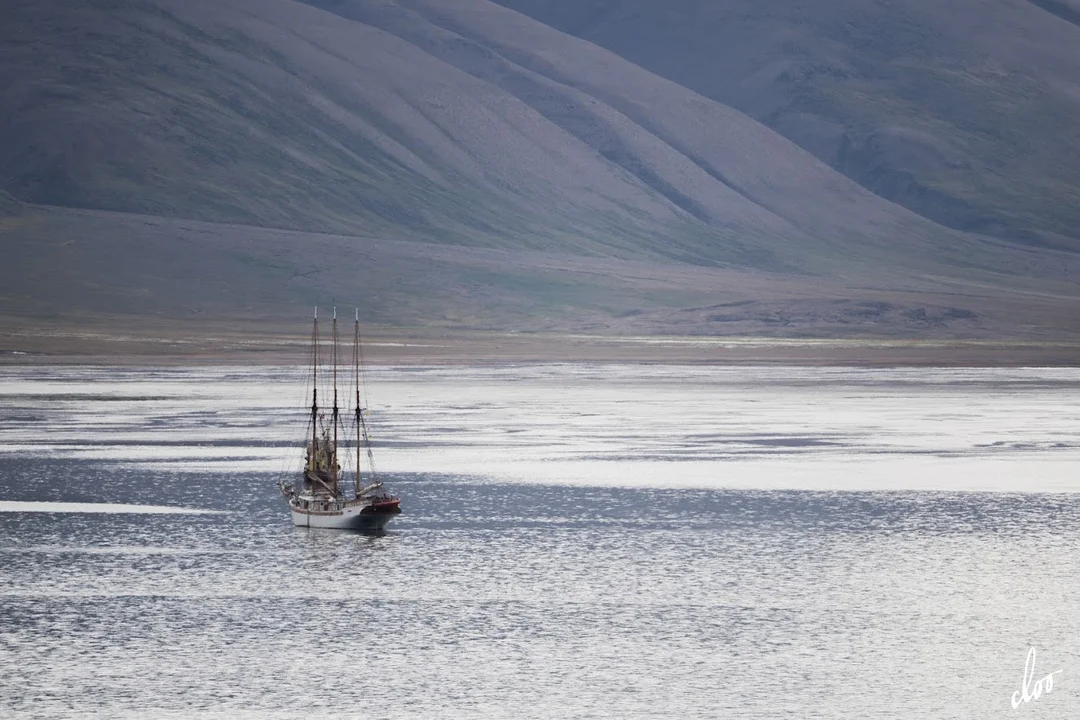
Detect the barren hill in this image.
<box><xmin>2</xmin><ymin>0</ymin><xmax>1080</xmax><ymax>342</ymax></box>
<box><xmin>495</xmin><ymin>0</ymin><xmax>1080</xmax><ymax>251</ymax></box>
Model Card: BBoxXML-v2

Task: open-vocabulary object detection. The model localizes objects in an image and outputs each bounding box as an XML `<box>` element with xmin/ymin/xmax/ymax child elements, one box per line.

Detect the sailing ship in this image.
<box><xmin>279</xmin><ymin>308</ymin><xmax>401</xmax><ymax>531</ymax></box>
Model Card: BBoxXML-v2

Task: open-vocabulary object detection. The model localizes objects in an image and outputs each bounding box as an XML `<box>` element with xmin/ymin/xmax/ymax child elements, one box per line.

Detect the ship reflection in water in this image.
<box><xmin>1</xmin><ymin>365</ymin><xmax>1080</xmax><ymax>717</ymax></box>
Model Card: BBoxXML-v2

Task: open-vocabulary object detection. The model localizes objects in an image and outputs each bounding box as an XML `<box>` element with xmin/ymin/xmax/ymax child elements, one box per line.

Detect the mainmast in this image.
<box><xmin>310</xmin><ymin>307</ymin><xmax>319</xmax><ymax>470</ymax></box>
<box><xmin>332</xmin><ymin>307</ymin><xmax>339</xmax><ymax>489</ymax></box>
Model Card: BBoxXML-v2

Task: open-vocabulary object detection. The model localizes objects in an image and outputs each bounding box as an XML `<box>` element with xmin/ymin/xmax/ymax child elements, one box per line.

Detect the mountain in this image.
<box><xmin>7</xmin><ymin>205</ymin><xmax>1080</xmax><ymax>343</ymax></box>
<box><xmin>2</xmin><ymin>0</ymin><xmax>1080</xmax><ymax>342</ymax></box>
<box><xmin>493</xmin><ymin>0</ymin><xmax>1080</xmax><ymax>251</ymax></box>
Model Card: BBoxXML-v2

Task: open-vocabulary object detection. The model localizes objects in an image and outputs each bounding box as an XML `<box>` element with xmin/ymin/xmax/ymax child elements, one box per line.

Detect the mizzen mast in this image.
<box><xmin>354</xmin><ymin>308</ymin><xmax>362</xmax><ymax>499</ymax></box>
<box><xmin>354</xmin><ymin>310</ymin><xmax>377</xmax><ymax>496</ymax></box>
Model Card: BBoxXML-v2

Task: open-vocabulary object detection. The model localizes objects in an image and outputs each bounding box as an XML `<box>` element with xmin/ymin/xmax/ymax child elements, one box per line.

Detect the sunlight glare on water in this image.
<box><xmin>1</xmin><ymin>364</ymin><xmax>1078</xmax><ymax>718</ymax></box>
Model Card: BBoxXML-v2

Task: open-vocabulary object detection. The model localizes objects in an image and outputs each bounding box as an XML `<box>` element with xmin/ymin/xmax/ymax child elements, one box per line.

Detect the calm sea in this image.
<box><xmin>1</xmin><ymin>364</ymin><xmax>1079</xmax><ymax>718</ymax></box>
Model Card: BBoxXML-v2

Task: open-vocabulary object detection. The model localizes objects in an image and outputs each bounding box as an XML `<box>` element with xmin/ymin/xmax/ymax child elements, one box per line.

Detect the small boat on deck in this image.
<box><xmin>278</xmin><ymin>308</ymin><xmax>400</xmax><ymax>532</ymax></box>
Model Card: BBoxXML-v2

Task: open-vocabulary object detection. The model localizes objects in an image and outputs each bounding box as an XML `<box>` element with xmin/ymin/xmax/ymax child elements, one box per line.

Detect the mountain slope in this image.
<box><xmin>7</xmin><ymin>203</ymin><xmax>1080</xmax><ymax>342</ymax></box>
<box><xmin>0</xmin><ymin>0</ymin><xmax>1040</xmax><ymax>276</ymax></box>
<box><xmin>494</xmin><ymin>0</ymin><xmax>1080</xmax><ymax>250</ymax></box>
<box><xmin>1</xmin><ymin>0</ymin><xmax>795</xmax><ymax>264</ymax></box>
<box><xmin>0</xmin><ymin>191</ymin><xmax>23</xmax><ymax>218</ymax></box>
<box><xmin>3</xmin><ymin>0</ymin><xmax>1080</xmax><ymax>339</ymax></box>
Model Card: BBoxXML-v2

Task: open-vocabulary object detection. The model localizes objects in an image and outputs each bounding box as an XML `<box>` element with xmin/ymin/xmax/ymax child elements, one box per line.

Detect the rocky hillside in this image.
<box><xmin>495</xmin><ymin>0</ymin><xmax>1080</xmax><ymax>250</ymax></box>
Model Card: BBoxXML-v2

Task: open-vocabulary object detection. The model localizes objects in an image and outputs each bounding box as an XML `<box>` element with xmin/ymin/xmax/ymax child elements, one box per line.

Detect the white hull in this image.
<box><xmin>286</xmin><ymin>310</ymin><xmax>400</xmax><ymax>532</ymax></box>
<box><xmin>289</xmin><ymin>502</ymin><xmax>396</xmax><ymax>532</ymax></box>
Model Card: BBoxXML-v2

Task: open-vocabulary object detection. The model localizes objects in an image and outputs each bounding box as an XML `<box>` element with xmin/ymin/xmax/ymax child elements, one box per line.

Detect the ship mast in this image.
<box><xmin>354</xmin><ymin>308</ymin><xmax>361</xmax><ymax>499</ymax></box>
<box><xmin>332</xmin><ymin>307</ymin><xmax>339</xmax><ymax>491</ymax></box>
<box><xmin>354</xmin><ymin>311</ymin><xmax>377</xmax><ymax>494</ymax></box>
<box><xmin>310</xmin><ymin>307</ymin><xmax>318</xmax><ymax>471</ymax></box>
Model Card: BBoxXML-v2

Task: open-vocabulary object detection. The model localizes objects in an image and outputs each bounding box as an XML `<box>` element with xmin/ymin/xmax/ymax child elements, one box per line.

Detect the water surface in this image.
<box><xmin>1</xmin><ymin>365</ymin><xmax>1078</xmax><ymax>718</ymax></box>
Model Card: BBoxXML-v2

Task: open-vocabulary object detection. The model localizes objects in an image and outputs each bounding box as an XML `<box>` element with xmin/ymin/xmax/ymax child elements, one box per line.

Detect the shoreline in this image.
<box><xmin>3</xmin><ymin>326</ymin><xmax>1080</xmax><ymax>367</ymax></box>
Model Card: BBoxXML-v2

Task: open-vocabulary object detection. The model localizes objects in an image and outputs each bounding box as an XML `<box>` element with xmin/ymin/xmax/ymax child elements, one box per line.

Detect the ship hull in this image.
<box><xmin>289</xmin><ymin>503</ymin><xmax>398</xmax><ymax>532</ymax></box>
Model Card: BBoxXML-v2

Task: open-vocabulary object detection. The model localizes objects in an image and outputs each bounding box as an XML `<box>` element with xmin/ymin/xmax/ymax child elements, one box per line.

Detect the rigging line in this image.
<box><xmin>277</xmin><ymin>365</ymin><xmax>306</xmax><ymax>485</ymax></box>
<box><xmin>357</xmin><ymin>321</ymin><xmax>371</xmax><ymax>416</ymax></box>
<box><xmin>279</xmin><ymin>318</ymin><xmax>317</xmax><ymax>487</ymax></box>
<box><xmin>332</xmin><ymin>306</ymin><xmax>339</xmax><ymax>488</ymax></box>
<box><xmin>355</xmin><ymin>318</ymin><xmax>377</xmax><ymax>481</ymax></box>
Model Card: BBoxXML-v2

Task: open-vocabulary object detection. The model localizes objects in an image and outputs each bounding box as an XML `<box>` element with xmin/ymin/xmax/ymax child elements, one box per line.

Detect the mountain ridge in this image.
<box><xmin>1</xmin><ymin>0</ymin><xmax>1021</xmax><ymax>268</ymax></box>
<box><xmin>3</xmin><ymin>0</ymin><xmax>1079</xmax><ymax>340</ymax></box>
<box><xmin>493</xmin><ymin>0</ymin><xmax>1080</xmax><ymax>251</ymax></box>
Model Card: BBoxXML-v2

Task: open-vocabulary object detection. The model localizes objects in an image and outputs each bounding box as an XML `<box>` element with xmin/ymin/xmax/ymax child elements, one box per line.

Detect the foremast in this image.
<box><xmin>304</xmin><ymin>307</ymin><xmax>342</xmax><ymax>498</ymax></box>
